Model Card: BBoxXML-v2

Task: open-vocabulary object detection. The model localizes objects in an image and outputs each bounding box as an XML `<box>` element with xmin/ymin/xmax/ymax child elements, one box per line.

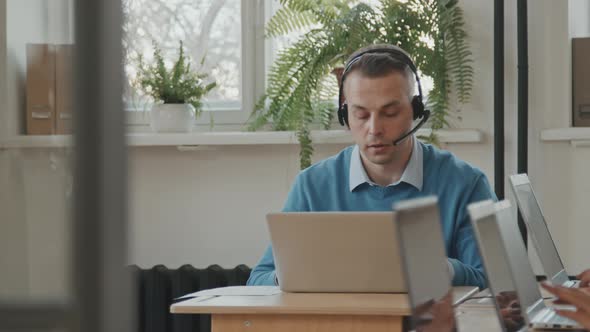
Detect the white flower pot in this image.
<box><xmin>150</xmin><ymin>103</ymin><xmax>196</xmax><ymax>133</ymax></box>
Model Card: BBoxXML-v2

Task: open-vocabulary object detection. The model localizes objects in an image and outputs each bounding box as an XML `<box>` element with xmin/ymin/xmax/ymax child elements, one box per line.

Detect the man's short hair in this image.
<box><xmin>344</xmin><ymin>44</ymin><xmax>416</xmax><ymax>98</ymax></box>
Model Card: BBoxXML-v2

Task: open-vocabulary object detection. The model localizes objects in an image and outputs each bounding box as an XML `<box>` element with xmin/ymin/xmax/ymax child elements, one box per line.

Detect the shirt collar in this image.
<box><xmin>349</xmin><ymin>136</ymin><xmax>423</xmax><ymax>192</ymax></box>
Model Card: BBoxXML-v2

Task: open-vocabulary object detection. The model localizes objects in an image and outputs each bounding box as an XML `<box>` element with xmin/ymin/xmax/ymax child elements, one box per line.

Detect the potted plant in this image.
<box><xmin>248</xmin><ymin>0</ymin><xmax>473</xmax><ymax>169</ymax></box>
<box><xmin>135</xmin><ymin>41</ymin><xmax>217</xmax><ymax>132</ymax></box>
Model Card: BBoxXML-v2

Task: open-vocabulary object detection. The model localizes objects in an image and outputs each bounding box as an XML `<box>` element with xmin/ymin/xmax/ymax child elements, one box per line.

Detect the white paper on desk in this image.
<box><xmin>176</xmin><ymin>286</ymin><xmax>281</xmax><ymax>300</ymax></box>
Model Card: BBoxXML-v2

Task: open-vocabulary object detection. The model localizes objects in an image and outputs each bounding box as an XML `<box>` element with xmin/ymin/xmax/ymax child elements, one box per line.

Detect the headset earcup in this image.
<box><xmin>339</xmin><ymin>104</ymin><xmax>349</xmax><ymax>127</ymax></box>
<box><xmin>411</xmin><ymin>96</ymin><xmax>425</xmax><ymax>120</ymax></box>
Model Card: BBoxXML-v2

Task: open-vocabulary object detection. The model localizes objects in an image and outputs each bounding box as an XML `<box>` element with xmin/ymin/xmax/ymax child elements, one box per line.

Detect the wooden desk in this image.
<box><xmin>171</xmin><ymin>286</ymin><xmax>478</xmax><ymax>332</ymax></box>
<box><xmin>456</xmin><ymin>305</ymin><xmax>504</xmax><ymax>332</ymax></box>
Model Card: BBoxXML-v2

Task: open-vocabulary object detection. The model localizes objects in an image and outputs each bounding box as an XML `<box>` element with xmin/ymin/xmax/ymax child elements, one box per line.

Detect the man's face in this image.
<box><xmin>343</xmin><ymin>70</ymin><xmax>414</xmax><ymax>166</ymax></box>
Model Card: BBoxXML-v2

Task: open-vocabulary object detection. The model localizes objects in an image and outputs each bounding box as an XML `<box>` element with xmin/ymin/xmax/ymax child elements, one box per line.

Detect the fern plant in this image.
<box><xmin>249</xmin><ymin>0</ymin><xmax>473</xmax><ymax>169</ymax></box>
<box><xmin>135</xmin><ymin>41</ymin><xmax>217</xmax><ymax>118</ymax></box>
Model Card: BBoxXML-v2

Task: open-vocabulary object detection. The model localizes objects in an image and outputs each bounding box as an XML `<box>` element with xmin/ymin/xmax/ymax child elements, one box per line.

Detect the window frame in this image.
<box><xmin>125</xmin><ymin>0</ymin><xmax>267</xmax><ymax>127</ymax></box>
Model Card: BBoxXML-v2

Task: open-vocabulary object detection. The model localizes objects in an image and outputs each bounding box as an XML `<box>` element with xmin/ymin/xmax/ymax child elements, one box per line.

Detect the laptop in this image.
<box><xmin>469</xmin><ymin>199</ymin><xmax>581</xmax><ymax>330</ymax></box>
<box><xmin>468</xmin><ymin>200</ymin><xmax>527</xmax><ymax>332</ymax></box>
<box><xmin>394</xmin><ymin>196</ymin><xmax>458</xmax><ymax>332</ymax></box>
<box><xmin>509</xmin><ymin>174</ymin><xmax>578</xmax><ymax>287</ymax></box>
<box><xmin>266</xmin><ymin>211</ymin><xmax>405</xmax><ymax>293</ymax></box>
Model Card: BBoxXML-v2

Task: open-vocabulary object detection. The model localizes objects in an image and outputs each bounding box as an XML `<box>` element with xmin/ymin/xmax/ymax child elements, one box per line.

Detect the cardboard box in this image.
<box><xmin>26</xmin><ymin>44</ymin><xmax>56</xmax><ymax>135</ymax></box>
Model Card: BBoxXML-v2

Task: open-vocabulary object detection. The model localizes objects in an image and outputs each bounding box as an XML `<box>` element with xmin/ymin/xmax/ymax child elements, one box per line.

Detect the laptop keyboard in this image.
<box><xmin>537</xmin><ymin>309</ymin><xmax>578</xmax><ymax>327</ymax></box>
<box><xmin>563</xmin><ymin>280</ymin><xmax>580</xmax><ymax>288</ymax></box>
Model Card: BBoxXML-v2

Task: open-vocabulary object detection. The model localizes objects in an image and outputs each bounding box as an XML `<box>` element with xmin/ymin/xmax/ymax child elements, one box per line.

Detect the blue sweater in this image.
<box><xmin>247</xmin><ymin>143</ymin><xmax>496</xmax><ymax>289</ymax></box>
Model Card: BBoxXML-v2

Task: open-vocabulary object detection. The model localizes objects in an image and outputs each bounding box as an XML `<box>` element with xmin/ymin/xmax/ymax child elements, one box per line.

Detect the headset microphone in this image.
<box><xmin>392</xmin><ymin>110</ymin><xmax>430</xmax><ymax>146</ymax></box>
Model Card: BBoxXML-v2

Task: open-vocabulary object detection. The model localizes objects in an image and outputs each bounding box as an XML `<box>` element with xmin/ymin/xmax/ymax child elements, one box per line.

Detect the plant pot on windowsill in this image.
<box><xmin>150</xmin><ymin>103</ymin><xmax>195</xmax><ymax>133</ymax></box>
<box><xmin>134</xmin><ymin>41</ymin><xmax>216</xmax><ymax>134</ymax></box>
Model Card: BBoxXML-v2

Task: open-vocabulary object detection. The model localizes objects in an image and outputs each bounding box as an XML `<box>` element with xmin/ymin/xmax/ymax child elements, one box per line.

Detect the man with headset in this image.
<box><xmin>247</xmin><ymin>44</ymin><xmax>496</xmax><ymax>289</ymax></box>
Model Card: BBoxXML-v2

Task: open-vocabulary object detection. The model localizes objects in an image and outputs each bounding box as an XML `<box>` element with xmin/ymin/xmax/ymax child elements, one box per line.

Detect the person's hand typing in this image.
<box><xmin>578</xmin><ymin>269</ymin><xmax>590</xmax><ymax>288</ymax></box>
<box><xmin>542</xmin><ymin>282</ymin><xmax>590</xmax><ymax>329</ymax></box>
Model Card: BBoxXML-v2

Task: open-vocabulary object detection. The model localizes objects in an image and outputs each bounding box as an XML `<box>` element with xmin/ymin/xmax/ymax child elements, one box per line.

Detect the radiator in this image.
<box><xmin>129</xmin><ymin>264</ymin><xmax>251</xmax><ymax>332</ymax></box>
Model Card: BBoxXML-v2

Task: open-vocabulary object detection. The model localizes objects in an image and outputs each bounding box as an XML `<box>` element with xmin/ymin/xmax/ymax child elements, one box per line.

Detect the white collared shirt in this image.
<box><xmin>349</xmin><ymin>136</ymin><xmax>423</xmax><ymax>192</ymax></box>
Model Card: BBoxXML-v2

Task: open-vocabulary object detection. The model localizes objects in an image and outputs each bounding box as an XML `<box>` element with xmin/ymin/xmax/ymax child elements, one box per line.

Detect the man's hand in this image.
<box><xmin>578</xmin><ymin>269</ymin><xmax>590</xmax><ymax>288</ymax></box>
<box><xmin>542</xmin><ymin>282</ymin><xmax>590</xmax><ymax>329</ymax></box>
<box><xmin>414</xmin><ymin>292</ymin><xmax>456</xmax><ymax>332</ymax></box>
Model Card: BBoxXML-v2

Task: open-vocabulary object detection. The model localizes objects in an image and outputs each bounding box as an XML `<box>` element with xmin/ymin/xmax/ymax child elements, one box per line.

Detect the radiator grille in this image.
<box><xmin>129</xmin><ymin>264</ymin><xmax>251</xmax><ymax>332</ymax></box>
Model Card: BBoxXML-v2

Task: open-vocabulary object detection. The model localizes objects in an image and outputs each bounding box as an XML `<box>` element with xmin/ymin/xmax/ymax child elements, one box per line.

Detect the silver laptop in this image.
<box><xmin>469</xmin><ymin>199</ymin><xmax>581</xmax><ymax>330</ymax></box>
<box><xmin>394</xmin><ymin>196</ymin><xmax>458</xmax><ymax>332</ymax></box>
<box><xmin>266</xmin><ymin>211</ymin><xmax>405</xmax><ymax>293</ymax></box>
<box><xmin>509</xmin><ymin>174</ymin><xmax>578</xmax><ymax>287</ymax></box>
<box><xmin>468</xmin><ymin>200</ymin><xmax>527</xmax><ymax>332</ymax></box>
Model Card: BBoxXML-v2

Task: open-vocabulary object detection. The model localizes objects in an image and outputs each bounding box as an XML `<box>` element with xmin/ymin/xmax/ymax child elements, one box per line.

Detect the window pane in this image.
<box><xmin>122</xmin><ymin>0</ymin><xmax>241</xmax><ymax>110</ymax></box>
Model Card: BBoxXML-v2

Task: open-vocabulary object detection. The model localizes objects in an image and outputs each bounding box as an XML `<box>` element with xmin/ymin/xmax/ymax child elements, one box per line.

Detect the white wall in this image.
<box><xmin>128</xmin><ymin>144</ymin><xmax>346</xmax><ymax>268</ymax></box>
<box><xmin>0</xmin><ymin>148</ymin><xmax>72</xmax><ymax>300</ymax></box>
<box><xmin>0</xmin><ymin>150</ymin><xmax>28</xmax><ymax>298</ymax></box>
<box><xmin>2</xmin><ymin>0</ymin><xmax>590</xmax><ymax>299</ymax></box>
<box><xmin>527</xmin><ymin>0</ymin><xmax>572</xmax><ymax>273</ymax></box>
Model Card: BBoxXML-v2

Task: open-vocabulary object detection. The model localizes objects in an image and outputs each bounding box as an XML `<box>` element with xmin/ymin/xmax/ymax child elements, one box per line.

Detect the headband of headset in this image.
<box><xmin>337</xmin><ymin>45</ymin><xmax>427</xmax><ymax>126</ymax></box>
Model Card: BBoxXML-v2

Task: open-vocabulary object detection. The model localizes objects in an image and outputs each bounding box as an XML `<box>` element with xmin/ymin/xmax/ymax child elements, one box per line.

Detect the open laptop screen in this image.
<box><xmin>267</xmin><ymin>212</ymin><xmax>405</xmax><ymax>293</ymax></box>
<box><xmin>511</xmin><ymin>180</ymin><xmax>565</xmax><ymax>282</ymax></box>
<box><xmin>470</xmin><ymin>202</ymin><xmax>526</xmax><ymax>332</ymax></box>
<box><xmin>495</xmin><ymin>201</ymin><xmax>547</xmax><ymax>319</ymax></box>
<box><xmin>395</xmin><ymin>197</ymin><xmax>456</xmax><ymax>332</ymax></box>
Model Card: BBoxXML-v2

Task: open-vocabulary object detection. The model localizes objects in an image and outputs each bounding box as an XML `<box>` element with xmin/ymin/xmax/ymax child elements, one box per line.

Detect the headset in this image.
<box><xmin>337</xmin><ymin>45</ymin><xmax>431</xmax><ymax>146</ymax></box>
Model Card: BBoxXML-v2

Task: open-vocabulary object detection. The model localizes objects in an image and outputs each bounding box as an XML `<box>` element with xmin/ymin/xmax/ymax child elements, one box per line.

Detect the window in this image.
<box><xmin>122</xmin><ymin>0</ymin><xmax>265</xmax><ymax>126</ymax></box>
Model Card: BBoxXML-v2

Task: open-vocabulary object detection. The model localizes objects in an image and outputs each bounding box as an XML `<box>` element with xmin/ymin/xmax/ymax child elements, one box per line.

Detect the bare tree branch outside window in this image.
<box><xmin>122</xmin><ymin>0</ymin><xmax>241</xmax><ymax>111</ymax></box>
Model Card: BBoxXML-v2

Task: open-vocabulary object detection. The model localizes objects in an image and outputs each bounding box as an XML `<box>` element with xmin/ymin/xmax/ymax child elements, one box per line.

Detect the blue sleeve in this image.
<box><xmin>450</xmin><ymin>174</ymin><xmax>497</xmax><ymax>289</ymax></box>
<box><xmin>247</xmin><ymin>174</ymin><xmax>310</xmax><ymax>286</ymax></box>
<box><xmin>246</xmin><ymin>245</ymin><xmax>278</xmax><ymax>285</ymax></box>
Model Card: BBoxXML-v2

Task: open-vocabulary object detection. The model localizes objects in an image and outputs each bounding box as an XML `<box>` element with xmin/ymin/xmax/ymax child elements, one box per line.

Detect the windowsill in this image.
<box><xmin>0</xmin><ymin>128</ymin><xmax>483</xmax><ymax>150</ymax></box>
<box><xmin>540</xmin><ymin>128</ymin><xmax>590</xmax><ymax>147</ymax></box>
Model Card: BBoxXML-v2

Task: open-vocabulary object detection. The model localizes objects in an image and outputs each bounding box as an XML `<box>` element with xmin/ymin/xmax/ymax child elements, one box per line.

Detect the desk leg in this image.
<box><xmin>211</xmin><ymin>314</ymin><xmax>403</xmax><ymax>332</ymax></box>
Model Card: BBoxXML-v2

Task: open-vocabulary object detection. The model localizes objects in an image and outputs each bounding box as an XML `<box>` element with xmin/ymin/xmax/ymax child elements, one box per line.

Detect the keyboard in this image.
<box><xmin>535</xmin><ymin>309</ymin><xmax>579</xmax><ymax>328</ymax></box>
<box><xmin>563</xmin><ymin>280</ymin><xmax>580</xmax><ymax>288</ymax></box>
